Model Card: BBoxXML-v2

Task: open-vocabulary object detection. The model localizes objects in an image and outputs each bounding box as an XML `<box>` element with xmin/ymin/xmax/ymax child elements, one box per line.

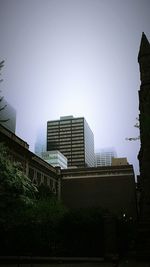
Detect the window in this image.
<box><xmin>47</xmin><ymin>121</ymin><xmax>59</xmax><ymax>126</ymax></box>
<box><xmin>37</xmin><ymin>172</ymin><xmax>41</xmax><ymax>184</ymax></box>
<box><xmin>72</xmin><ymin>119</ymin><xmax>83</xmax><ymax>123</ymax></box>
<box><xmin>72</xmin><ymin>155</ymin><xmax>84</xmax><ymax>159</ymax></box>
<box><xmin>44</xmin><ymin>176</ymin><xmax>47</xmax><ymax>185</ymax></box>
<box><xmin>72</xmin><ymin>144</ymin><xmax>83</xmax><ymax>147</ymax></box>
<box><xmin>72</xmin><ymin>147</ymin><xmax>84</xmax><ymax>152</ymax></box>
<box><xmin>28</xmin><ymin>167</ymin><xmax>34</xmax><ymax>179</ymax></box>
<box><xmin>60</xmin><ymin>120</ymin><xmax>71</xmax><ymax>124</ymax></box>
<box><xmin>72</xmin><ymin>140</ymin><xmax>84</xmax><ymax>144</ymax></box>
<box><xmin>72</xmin><ymin>126</ymin><xmax>83</xmax><ymax>130</ymax></box>
<box><xmin>72</xmin><ymin>136</ymin><xmax>84</xmax><ymax>140</ymax></box>
<box><xmin>49</xmin><ymin>179</ymin><xmax>53</xmax><ymax>189</ymax></box>
<box><xmin>72</xmin><ymin>133</ymin><xmax>84</xmax><ymax>137</ymax></box>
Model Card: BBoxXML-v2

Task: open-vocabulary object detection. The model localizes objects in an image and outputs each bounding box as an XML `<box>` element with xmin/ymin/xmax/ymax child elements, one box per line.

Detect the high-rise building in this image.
<box><xmin>47</xmin><ymin>115</ymin><xmax>95</xmax><ymax>168</ymax></box>
<box><xmin>95</xmin><ymin>148</ymin><xmax>117</xmax><ymax>167</ymax></box>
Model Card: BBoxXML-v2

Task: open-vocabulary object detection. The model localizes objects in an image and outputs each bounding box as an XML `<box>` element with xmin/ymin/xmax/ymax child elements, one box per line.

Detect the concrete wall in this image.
<box><xmin>61</xmin><ymin>170</ymin><xmax>137</xmax><ymax>219</ymax></box>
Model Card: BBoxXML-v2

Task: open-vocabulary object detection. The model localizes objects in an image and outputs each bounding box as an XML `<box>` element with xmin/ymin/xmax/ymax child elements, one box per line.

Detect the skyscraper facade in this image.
<box><xmin>95</xmin><ymin>148</ymin><xmax>117</xmax><ymax>167</ymax></box>
<box><xmin>47</xmin><ymin>116</ymin><xmax>95</xmax><ymax>168</ymax></box>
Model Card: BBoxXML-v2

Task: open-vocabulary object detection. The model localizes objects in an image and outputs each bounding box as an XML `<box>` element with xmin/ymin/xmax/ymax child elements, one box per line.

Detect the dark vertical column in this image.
<box><xmin>138</xmin><ymin>32</ymin><xmax>150</xmax><ymax>220</ymax></box>
<box><xmin>137</xmin><ymin>32</ymin><xmax>150</xmax><ymax>260</ymax></box>
<box><xmin>104</xmin><ymin>215</ymin><xmax>117</xmax><ymax>260</ymax></box>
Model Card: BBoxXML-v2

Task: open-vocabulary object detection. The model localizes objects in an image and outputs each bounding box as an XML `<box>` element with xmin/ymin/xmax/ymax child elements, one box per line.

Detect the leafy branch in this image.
<box><xmin>0</xmin><ymin>60</ymin><xmax>9</xmax><ymax>123</ymax></box>
<box><xmin>125</xmin><ymin>118</ymin><xmax>140</xmax><ymax>141</ymax></box>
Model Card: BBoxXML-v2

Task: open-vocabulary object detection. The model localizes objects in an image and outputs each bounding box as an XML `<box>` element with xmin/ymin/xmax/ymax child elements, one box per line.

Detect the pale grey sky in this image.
<box><xmin>1</xmin><ymin>0</ymin><xmax>150</xmax><ymax>175</ymax></box>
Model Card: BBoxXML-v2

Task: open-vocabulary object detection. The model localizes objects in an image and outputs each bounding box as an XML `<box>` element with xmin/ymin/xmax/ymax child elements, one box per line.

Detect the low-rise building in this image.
<box><xmin>41</xmin><ymin>150</ymin><xmax>68</xmax><ymax>169</ymax></box>
<box><xmin>0</xmin><ymin>124</ymin><xmax>60</xmax><ymax>197</ymax></box>
<box><xmin>61</xmin><ymin>165</ymin><xmax>137</xmax><ymax>220</ymax></box>
<box><xmin>112</xmin><ymin>157</ymin><xmax>129</xmax><ymax>166</ymax></box>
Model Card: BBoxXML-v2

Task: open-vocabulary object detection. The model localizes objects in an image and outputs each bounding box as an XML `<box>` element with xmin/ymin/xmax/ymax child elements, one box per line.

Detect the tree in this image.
<box><xmin>125</xmin><ymin>117</ymin><xmax>140</xmax><ymax>141</ymax></box>
<box><xmin>0</xmin><ymin>60</ymin><xmax>4</xmax><ymax>81</ymax></box>
<box><xmin>0</xmin><ymin>143</ymin><xmax>37</xmax><ymax>225</ymax></box>
<box><xmin>0</xmin><ymin>143</ymin><xmax>68</xmax><ymax>255</ymax></box>
<box><xmin>0</xmin><ymin>142</ymin><xmax>39</xmax><ymax>255</ymax></box>
<box><xmin>57</xmin><ymin>207</ymin><xmax>105</xmax><ymax>256</ymax></box>
<box><xmin>0</xmin><ymin>60</ymin><xmax>8</xmax><ymax>123</ymax></box>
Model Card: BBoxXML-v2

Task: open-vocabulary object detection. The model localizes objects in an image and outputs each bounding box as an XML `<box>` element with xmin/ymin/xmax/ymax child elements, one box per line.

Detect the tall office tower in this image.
<box><xmin>47</xmin><ymin>116</ymin><xmax>95</xmax><ymax>168</ymax></box>
<box><xmin>95</xmin><ymin>148</ymin><xmax>117</xmax><ymax>167</ymax></box>
<box><xmin>0</xmin><ymin>98</ymin><xmax>16</xmax><ymax>133</ymax></box>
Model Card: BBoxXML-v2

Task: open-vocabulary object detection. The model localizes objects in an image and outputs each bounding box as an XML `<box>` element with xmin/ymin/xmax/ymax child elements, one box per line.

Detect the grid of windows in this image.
<box><xmin>95</xmin><ymin>150</ymin><xmax>117</xmax><ymax>167</ymax></box>
<box><xmin>47</xmin><ymin>116</ymin><xmax>94</xmax><ymax>167</ymax></box>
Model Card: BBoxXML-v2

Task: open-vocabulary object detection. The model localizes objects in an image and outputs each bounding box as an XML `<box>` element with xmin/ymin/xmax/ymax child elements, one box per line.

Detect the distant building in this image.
<box><xmin>41</xmin><ymin>150</ymin><xmax>67</xmax><ymax>169</ymax></box>
<box><xmin>34</xmin><ymin>125</ymin><xmax>46</xmax><ymax>157</ymax></box>
<box><xmin>47</xmin><ymin>116</ymin><xmax>95</xmax><ymax>168</ymax></box>
<box><xmin>0</xmin><ymin>98</ymin><xmax>16</xmax><ymax>133</ymax></box>
<box><xmin>95</xmin><ymin>148</ymin><xmax>117</xmax><ymax>167</ymax></box>
<box><xmin>112</xmin><ymin>157</ymin><xmax>129</xmax><ymax>166</ymax></box>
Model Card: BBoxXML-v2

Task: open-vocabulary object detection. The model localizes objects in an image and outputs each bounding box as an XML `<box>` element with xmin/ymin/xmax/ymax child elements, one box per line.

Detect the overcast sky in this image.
<box><xmin>1</xmin><ymin>0</ymin><xmax>150</xmax><ymax>175</ymax></box>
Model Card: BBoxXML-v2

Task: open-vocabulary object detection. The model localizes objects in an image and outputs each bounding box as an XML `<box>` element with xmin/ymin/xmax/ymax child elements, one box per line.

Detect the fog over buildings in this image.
<box><xmin>1</xmin><ymin>0</ymin><xmax>150</xmax><ymax>175</ymax></box>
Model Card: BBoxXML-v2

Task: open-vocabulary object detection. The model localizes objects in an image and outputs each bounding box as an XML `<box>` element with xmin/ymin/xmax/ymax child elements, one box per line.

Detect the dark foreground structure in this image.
<box><xmin>0</xmin><ymin>123</ymin><xmax>137</xmax><ymax>260</ymax></box>
<box><xmin>0</xmin><ymin>124</ymin><xmax>137</xmax><ymax>220</ymax></box>
<box><xmin>61</xmin><ymin>166</ymin><xmax>137</xmax><ymax>220</ymax></box>
<box><xmin>137</xmin><ymin>33</ymin><xmax>150</xmax><ymax>260</ymax></box>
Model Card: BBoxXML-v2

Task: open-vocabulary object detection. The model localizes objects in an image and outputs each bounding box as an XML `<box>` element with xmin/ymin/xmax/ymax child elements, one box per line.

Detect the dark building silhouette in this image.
<box><xmin>1</xmin><ymin>124</ymin><xmax>138</xmax><ymax>258</ymax></box>
<box><xmin>137</xmin><ymin>32</ymin><xmax>150</xmax><ymax>259</ymax></box>
<box><xmin>61</xmin><ymin>165</ymin><xmax>137</xmax><ymax>220</ymax></box>
<box><xmin>47</xmin><ymin>116</ymin><xmax>95</xmax><ymax>168</ymax></box>
<box><xmin>1</xmin><ymin>123</ymin><xmax>137</xmax><ymax>220</ymax></box>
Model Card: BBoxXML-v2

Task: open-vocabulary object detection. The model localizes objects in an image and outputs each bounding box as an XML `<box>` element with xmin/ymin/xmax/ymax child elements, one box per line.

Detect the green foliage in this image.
<box><xmin>1</xmin><ymin>195</ymin><xmax>67</xmax><ymax>256</ymax></box>
<box><xmin>36</xmin><ymin>183</ymin><xmax>55</xmax><ymax>200</ymax></box>
<box><xmin>0</xmin><ymin>142</ymin><xmax>69</xmax><ymax>256</ymax></box>
<box><xmin>0</xmin><ymin>143</ymin><xmax>37</xmax><ymax>201</ymax></box>
<box><xmin>0</xmin><ymin>60</ymin><xmax>4</xmax><ymax>83</ymax></box>
<box><xmin>0</xmin><ymin>59</ymin><xmax>9</xmax><ymax>123</ymax></box>
<box><xmin>0</xmin><ymin>142</ymin><xmax>135</xmax><ymax>257</ymax></box>
<box><xmin>0</xmin><ymin>60</ymin><xmax>5</xmax><ymax>98</ymax></box>
<box><xmin>57</xmin><ymin>207</ymin><xmax>105</xmax><ymax>256</ymax></box>
<box><xmin>126</xmin><ymin>117</ymin><xmax>140</xmax><ymax>141</ymax></box>
<box><xmin>0</xmin><ymin>142</ymin><xmax>38</xmax><ymax>228</ymax></box>
<box><xmin>0</xmin><ymin>60</ymin><xmax>4</xmax><ymax>70</ymax></box>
